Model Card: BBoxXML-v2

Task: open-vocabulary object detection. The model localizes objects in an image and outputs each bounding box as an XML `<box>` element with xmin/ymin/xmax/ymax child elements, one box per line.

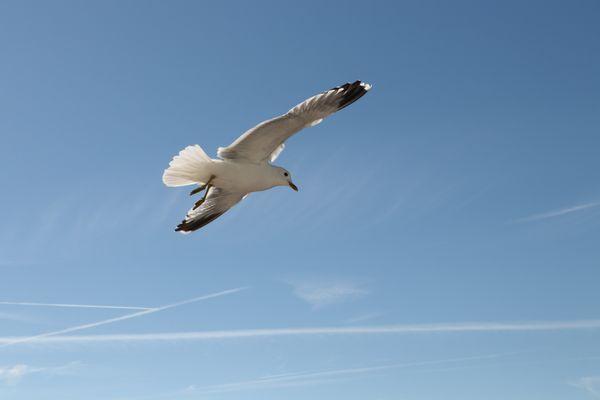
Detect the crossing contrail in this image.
<box><xmin>0</xmin><ymin>287</ymin><xmax>247</xmax><ymax>348</ymax></box>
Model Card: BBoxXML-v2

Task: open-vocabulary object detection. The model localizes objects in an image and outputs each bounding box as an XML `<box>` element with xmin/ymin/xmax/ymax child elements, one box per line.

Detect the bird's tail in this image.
<box><xmin>162</xmin><ymin>145</ymin><xmax>213</xmax><ymax>187</ymax></box>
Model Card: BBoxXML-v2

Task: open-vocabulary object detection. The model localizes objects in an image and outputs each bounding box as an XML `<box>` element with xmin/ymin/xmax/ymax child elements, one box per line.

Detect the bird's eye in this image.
<box><xmin>284</xmin><ymin>172</ymin><xmax>289</xmax><ymax>177</ymax></box>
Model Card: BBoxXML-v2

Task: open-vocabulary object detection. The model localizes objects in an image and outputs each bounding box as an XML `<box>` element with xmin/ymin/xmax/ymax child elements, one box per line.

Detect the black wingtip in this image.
<box><xmin>175</xmin><ymin>212</ymin><xmax>225</xmax><ymax>233</ymax></box>
<box><xmin>331</xmin><ymin>80</ymin><xmax>372</xmax><ymax>111</ymax></box>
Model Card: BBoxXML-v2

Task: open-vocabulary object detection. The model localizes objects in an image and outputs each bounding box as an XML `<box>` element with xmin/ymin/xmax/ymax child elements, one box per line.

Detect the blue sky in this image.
<box><xmin>1</xmin><ymin>0</ymin><xmax>599</xmax><ymax>398</ymax></box>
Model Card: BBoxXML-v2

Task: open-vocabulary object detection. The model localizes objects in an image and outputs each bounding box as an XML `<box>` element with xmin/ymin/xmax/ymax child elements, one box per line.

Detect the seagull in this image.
<box><xmin>162</xmin><ymin>80</ymin><xmax>372</xmax><ymax>233</ymax></box>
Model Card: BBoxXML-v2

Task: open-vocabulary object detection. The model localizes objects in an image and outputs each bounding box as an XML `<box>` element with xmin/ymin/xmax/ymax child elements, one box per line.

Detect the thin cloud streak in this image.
<box><xmin>0</xmin><ymin>301</ymin><xmax>152</xmax><ymax>310</ymax></box>
<box><xmin>1</xmin><ymin>319</ymin><xmax>599</xmax><ymax>345</ymax></box>
<box><xmin>192</xmin><ymin>352</ymin><xmax>515</xmax><ymax>395</ymax></box>
<box><xmin>0</xmin><ymin>287</ymin><xmax>247</xmax><ymax>348</ymax></box>
<box><xmin>571</xmin><ymin>376</ymin><xmax>600</xmax><ymax>398</ymax></box>
<box><xmin>0</xmin><ymin>361</ymin><xmax>81</xmax><ymax>385</ymax></box>
<box><xmin>112</xmin><ymin>352</ymin><xmax>518</xmax><ymax>399</ymax></box>
<box><xmin>344</xmin><ymin>312</ymin><xmax>384</xmax><ymax>324</ymax></box>
<box><xmin>513</xmin><ymin>202</ymin><xmax>600</xmax><ymax>223</ymax></box>
<box><xmin>291</xmin><ymin>281</ymin><xmax>368</xmax><ymax>309</ymax></box>
<box><xmin>0</xmin><ymin>312</ymin><xmax>36</xmax><ymax>324</ymax></box>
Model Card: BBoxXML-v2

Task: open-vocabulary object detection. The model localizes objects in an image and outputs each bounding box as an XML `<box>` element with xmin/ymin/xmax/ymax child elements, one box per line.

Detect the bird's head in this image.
<box><xmin>272</xmin><ymin>166</ymin><xmax>298</xmax><ymax>192</ymax></box>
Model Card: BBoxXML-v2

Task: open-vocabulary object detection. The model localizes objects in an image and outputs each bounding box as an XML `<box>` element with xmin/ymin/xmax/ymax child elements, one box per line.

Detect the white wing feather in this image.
<box><xmin>217</xmin><ymin>81</ymin><xmax>371</xmax><ymax>163</ymax></box>
<box><xmin>269</xmin><ymin>143</ymin><xmax>285</xmax><ymax>163</ymax></box>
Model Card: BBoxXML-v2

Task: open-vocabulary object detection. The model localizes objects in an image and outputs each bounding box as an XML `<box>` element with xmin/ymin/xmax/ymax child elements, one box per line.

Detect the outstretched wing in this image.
<box><xmin>175</xmin><ymin>187</ymin><xmax>245</xmax><ymax>233</ymax></box>
<box><xmin>217</xmin><ymin>80</ymin><xmax>371</xmax><ymax>163</ymax></box>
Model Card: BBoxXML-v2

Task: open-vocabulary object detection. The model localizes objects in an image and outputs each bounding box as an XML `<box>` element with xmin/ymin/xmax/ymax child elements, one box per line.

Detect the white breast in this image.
<box><xmin>211</xmin><ymin>160</ymin><xmax>277</xmax><ymax>193</ymax></box>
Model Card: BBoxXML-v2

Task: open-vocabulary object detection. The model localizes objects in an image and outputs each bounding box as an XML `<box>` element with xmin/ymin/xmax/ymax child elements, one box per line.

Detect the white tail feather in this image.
<box><xmin>162</xmin><ymin>145</ymin><xmax>213</xmax><ymax>187</ymax></box>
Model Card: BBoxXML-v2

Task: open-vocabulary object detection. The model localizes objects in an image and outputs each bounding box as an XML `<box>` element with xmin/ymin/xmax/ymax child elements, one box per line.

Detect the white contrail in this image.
<box><xmin>0</xmin><ymin>318</ymin><xmax>598</xmax><ymax>345</ymax></box>
<box><xmin>0</xmin><ymin>287</ymin><xmax>247</xmax><ymax>348</ymax></box>
<box><xmin>0</xmin><ymin>301</ymin><xmax>152</xmax><ymax>310</ymax></box>
<box><xmin>192</xmin><ymin>352</ymin><xmax>516</xmax><ymax>394</ymax></box>
<box><xmin>110</xmin><ymin>351</ymin><xmax>520</xmax><ymax>399</ymax></box>
<box><xmin>513</xmin><ymin>201</ymin><xmax>600</xmax><ymax>223</ymax></box>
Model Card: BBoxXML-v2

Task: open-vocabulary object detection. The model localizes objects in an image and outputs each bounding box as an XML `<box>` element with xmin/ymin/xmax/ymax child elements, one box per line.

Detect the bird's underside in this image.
<box><xmin>163</xmin><ymin>80</ymin><xmax>372</xmax><ymax>233</ymax></box>
<box><xmin>175</xmin><ymin>185</ymin><xmax>242</xmax><ymax>233</ymax></box>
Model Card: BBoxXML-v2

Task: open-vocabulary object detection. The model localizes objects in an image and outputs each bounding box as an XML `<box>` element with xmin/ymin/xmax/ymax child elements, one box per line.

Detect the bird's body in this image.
<box><xmin>207</xmin><ymin>159</ymin><xmax>285</xmax><ymax>194</ymax></box>
<box><xmin>163</xmin><ymin>80</ymin><xmax>371</xmax><ymax>233</ymax></box>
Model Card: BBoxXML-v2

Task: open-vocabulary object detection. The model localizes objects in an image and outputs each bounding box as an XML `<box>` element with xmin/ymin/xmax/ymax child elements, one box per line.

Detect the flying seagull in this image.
<box><xmin>162</xmin><ymin>80</ymin><xmax>372</xmax><ymax>233</ymax></box>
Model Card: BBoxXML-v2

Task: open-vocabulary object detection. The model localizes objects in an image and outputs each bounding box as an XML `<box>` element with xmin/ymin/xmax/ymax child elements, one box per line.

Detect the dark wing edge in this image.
<box><xmin>175</xmin><ymin>211</ymin><xmax>226</xmax><ymax>233</ymax></box>
<box><xmin>327</xmin><ymin>80</ymin><xmax>371</xmax><ymax>113</ymax></box>
<box><xmin>175</xmin><ymin>188</ymin><xmax>244</xmax><ymax>233</ymax></box>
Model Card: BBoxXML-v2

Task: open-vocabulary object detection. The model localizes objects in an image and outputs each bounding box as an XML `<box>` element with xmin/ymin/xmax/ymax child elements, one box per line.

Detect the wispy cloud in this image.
<box><xmin>291</xmin><ymin>281</ymin><xmax>368</xmax><ymax>308</ymax></box>
<box><xmin>571</xmin><ymin>376</ymin><xmax>600</xmax><ymax>398</ymax></box>
<box><xmin>0</xmin><ymin>187</ymin><xmax>182</xmax><ymax>265</ymax></box>
<box><xmin>118</xmin><ymin>352</ymin><xmax>517</xmax><ymax>399</ymax></box>
<box><xmin>344</xmin><ymin>312</ymin><xmax>384</xmax><ymax>324</ymax></box>
<box><xmin>191</xmin><ymin>352</ymin><xmax>513</xmax><ymax>395</ymax></box>
<box><xmin>0</xmin><ymin>287</ymin><xmax>247</xmax><ymax>348</ymax></box>
<box><xmin>0</xmin><ymin>365</ymin><xmax>30</xmax><ymax>385</ymax></box>
<box><xmin>0</xmin><ymin>362</ymin><xmax>80</xmax><ymax>385</ymax></box>
<box><xmin>0</xmin><ymin>301</ymin><xmax>152</xmax><ymax>310</ymax></box>
<box><xmin>512</xmin><ymin>201</ymin><xmax>600</xmax><ymax>223</ymax></box>
<box><xmin>0</xmin><ymin>312</ymin><xmax>36</xmax><ymax>324</ymax></box>
<box><xmin>2</xmin><ymin>319</ymin><xmax>599</xmax><ymax>345</ymax></box>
